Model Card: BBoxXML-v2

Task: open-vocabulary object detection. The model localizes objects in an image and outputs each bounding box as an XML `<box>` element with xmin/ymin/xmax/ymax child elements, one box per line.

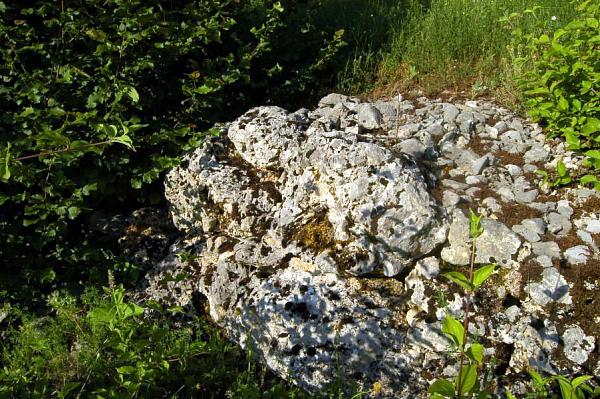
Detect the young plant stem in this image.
<box><xmin>456</xmin><ymin>236</ymin><xmax>477</xmax><ymax>398</ymax></box>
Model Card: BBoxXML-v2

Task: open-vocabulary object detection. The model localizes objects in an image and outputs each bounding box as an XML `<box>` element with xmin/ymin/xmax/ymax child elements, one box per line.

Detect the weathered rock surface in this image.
<box><xmin>143</xmin><ymin>94</ymin><xmax>600</xmax><ymax>397</ymax></box>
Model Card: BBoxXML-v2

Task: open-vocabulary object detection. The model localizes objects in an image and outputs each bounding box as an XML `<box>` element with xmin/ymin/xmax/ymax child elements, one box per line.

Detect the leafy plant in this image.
<box><xmin>429</xmin><ymin>209</ymin><xmax>496</xmax><ymax>399</ymax></box>
<box><xmin>535</xmin><ymin>160</ymin><xmax>572</xmax><ymax>189</ymax></box>
<box><xmin>0</xmin><ymin>286</ymin><xmax>314</xmax><ymax>398</ymax></box>
<box><xmin>513</xmin><ymin>0</ymin><xmax>600</xmax><ymax>187</ymax></box>
<box><xmin>0</xmin><ymin>0</ymin><xmax>345</xmax><ymax>302</ymax></box>
<box><xmin>507</xmin><ymin>369</ymin><xmax>600</xmax><ymax>399</ymax></box>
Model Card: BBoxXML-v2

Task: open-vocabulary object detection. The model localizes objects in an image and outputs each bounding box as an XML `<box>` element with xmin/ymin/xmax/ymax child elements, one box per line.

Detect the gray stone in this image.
<box><xmin>318</xmin><ymin>93</ymin><xmax>349</xmax><ymax>107</ymax></box>
<box><xmin>512</xmin><ymin>223</ymin><xmax>542</xmax><ymax>243</ymax></box>
<box><xmin>494</xmin><ymin>121</ymin><xmax>510</xmax><ymax>134</ymax></box>
<box><xmin>524</xmin><ymin>144</ymin><xmax>549</xmax><ymax>164</ymax></box>
<box><xmin>531</xmin><ymin>241</ymin><xmax>561</xmax><ymax>259</ymax></box>
<box><xmin>465</xmin><ymin>175</ymin><xmax>487</xmax><ymax>185</ymax></box>
<box><xmin>442</xmin><ymin>103</ymin><xmax>460</xmax><ymax>124</ymax></box>
<box><xmin>564</xmin><ymin>245</ymin><xmax>590</xmax><ymax>265</ymax></box>
<box><xmin>547</xmin><ymin>212</ymin><xmax>572</xmax><ymax>235</ymax></box>
<box><xmin>556</xmin><ymin>200</ymin><xmax>573</xmax><ymax>217</ymax></box>
<box><xmin>483</xmin><ymin>197</ymin><xmax>502</xmax><ymax>213</ymax></box>
<box><xmin>523</xmin><ymin>163</ymin><xmax>539</xmax><ymax>174</ymax></box>
<box><xmin>577</xmin><ymin>229</ymin><xmax>594</xmax><ymax>245</ymax></box>
<box><xmin>470</xmin><ymin>154</ymin><xmax>493</xmax><ymax>175</ymax></box>
<box><xmin>398</xmin><ymin>138</ymin><xmax>427</xmax><ymax>159</ymax></box>
<box><xmin>441</xmin><ymin>210</ymin><xmax>521</xmax><ymax>266</ymax></box>
<box><xmin>515</xmin><ymin>189</ymin><xmax>538</xmax><ymax>204</ymax></box>
<box><xmin>584</xmin><ymin>217</ymin><xmax>600</xmax><ymax>234</ymax></box>
<box><xmin>356</xmin><ymin>103</ymin><xmax>383</xmax><ymax>130</ymax></box>
<box><xmin>563</xmin><ymin>325</ymin><xmax>595</xmax><ymax>365</ymax></box>
<box><xmin>442</xmin><ymin>179</ymin><xmax>469</xmax><ymax>191</ymax></box>
<box><xmin>442</xmin><ymin>190</ymin><xmax>461</xmax><ymax>208</ymax></box>
<box><xmin>525</xmin><ymin>267</ymin><xmax>571</xmax><ymax>306</ymax></box>
<box><xmin>506</xmin><ymin>164</ymin><xmax>523</xmax><ymax>177</ymax></box>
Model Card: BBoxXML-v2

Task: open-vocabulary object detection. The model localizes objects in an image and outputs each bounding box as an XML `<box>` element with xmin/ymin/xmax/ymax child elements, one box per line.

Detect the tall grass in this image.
<box><xmin>354</xmin><ymin>0</ymin><xmax>577</xmax><ymax>105</ymax></box>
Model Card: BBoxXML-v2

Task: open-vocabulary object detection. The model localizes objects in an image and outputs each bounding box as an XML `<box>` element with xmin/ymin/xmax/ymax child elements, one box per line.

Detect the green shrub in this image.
<box><xmin>0</xmin><ymin>286</ymin><xmax>312</xmax><ymax>398</ymax></box>
<box><xmin>0</xmin><ymin>0</ymin><xmax>344</xmax><ymax>300</ymax></box>
<box><xmin>513</xmin><ymin>0</ymin><xmax>599</xmax><ymax>187</ymax></box>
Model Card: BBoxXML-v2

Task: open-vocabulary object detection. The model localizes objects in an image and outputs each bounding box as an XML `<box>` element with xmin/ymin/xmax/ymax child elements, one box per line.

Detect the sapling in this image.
<box><xmin>429</xmin><ymin>209</ymin><xmax>496</xmax><ymax>399</ymax></box>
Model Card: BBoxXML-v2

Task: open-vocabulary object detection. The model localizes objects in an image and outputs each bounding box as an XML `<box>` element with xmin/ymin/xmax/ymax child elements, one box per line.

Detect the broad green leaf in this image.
<box><xmin>585</xmin><ymin>150</ymin><xmax>600</xmax><ymax>160</ymax></box>
<box><xmin>571</xmin><ymin>375</ymin><xmax>593</xmax><ymax>389</ymax></box>
<box><xmin>444</xmin><ymin>271</ymin><xmax>473</xmax><ymax>291</ymax></box>
<box><xmin>0</xmin><ymin>144</ymin><xmax>10</xmax><ymax>182</ymax></box>
<box><xmin>473</xmin><ymin>264</ymin><xmax>496</xmax><ymax>288</ymax></box>
<box><xmin>86</xmin><ymin>28</ymin><xmax>107</xmax><ymax>42</ymax></box>
<box><xmin>428</xmin><ymin>379</ymin><xmax>455</xmax><ymax>397</ymax></box>
<box><xmin>456</xmin><ymin>364</ymin><xmax>477</xmax><ymax>394</ymax></box>
<box><xmin>557</xmin><ymin>161</ymin><xmax>568</xmax><ymax>177</ymax></box>
<box><xmin>468</xmin><ymin>209</ymin><xmax>484</xmax><ymax>239</ymax></box>
<box><xmin>116</xmin><ymin>365</ymin><xmax>137</xmax><ymax>375</ymax></box>
<box><xmin>67</xmin><ymin>206</ymin><xmax>80</xmax><ymax>220</ymax></box>
<box><xmin>127</xmin><ymin>87</ymin><xmax>139</xmax><ymax>103</ymax></box>
<box><xmin>582</xmin><ymin>118</ymin><xmax>600</xmax><ymax>135</ymax></box>
<box><xmin>466</xmin><ymin>343</ymin><xmax>484</xmax><ymax>364</ymax></box>
<box><xmin>442</xmin><ymin>314</ymin><xmax>464</xmax><ymax>348</ymax></box>
<box><xmin>557</xmin><ymin>96</ymin><xmax>569</xmax><ymax>111</ymax></box>
<box><xmin>528</xmin><ymin>368</ymin><xmax>544</xmax><ymax>385</ymax></box>
<box><xmin>111</xmin><ymin>135</ymin><xmax>134</xmax><ymax>150</ymax></box>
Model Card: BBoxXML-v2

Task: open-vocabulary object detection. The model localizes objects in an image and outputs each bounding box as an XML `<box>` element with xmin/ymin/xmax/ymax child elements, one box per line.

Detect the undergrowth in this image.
<box><xmin>370</xmin><ymin>0</ymin><xmax>576</xmax><ymax>106</ymax></box>
<box><xmin>0</xmin><ymin>286</ymin><xmax>366</xmax><ymax>398</ymax></box>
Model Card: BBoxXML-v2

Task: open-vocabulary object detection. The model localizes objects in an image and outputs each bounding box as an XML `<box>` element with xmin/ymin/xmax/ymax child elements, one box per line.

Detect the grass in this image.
<box><xmin>328</xmin><ymin>0</ymin><xmax>577</xmax><ymax>108</ymax></box>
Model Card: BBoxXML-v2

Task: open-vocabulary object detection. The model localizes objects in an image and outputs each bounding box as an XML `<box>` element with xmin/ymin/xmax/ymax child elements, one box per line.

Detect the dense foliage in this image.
<box><xmin>513</xmin><ymin>0</ymin><xmax>600</xmax><ymax>187</ymax></box>
<box><xmin>0</xmin><ymin>286</ymin><xmax>316</xmax><ymax>398</ymax></box>
<box><xmin>0</xmin><ymin>0</ymin><xmax>344</xmax><ymax>300</ymax></box>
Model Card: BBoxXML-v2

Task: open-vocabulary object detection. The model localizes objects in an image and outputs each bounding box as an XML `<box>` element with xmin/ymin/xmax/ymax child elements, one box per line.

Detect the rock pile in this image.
<box><xmin>144</xmin><ymin>93</ymin><xmax>600</xmax><ymax>397</ymax></box>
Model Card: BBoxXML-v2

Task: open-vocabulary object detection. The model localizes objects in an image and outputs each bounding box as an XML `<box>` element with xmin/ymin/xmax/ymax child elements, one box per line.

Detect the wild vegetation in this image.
<box><xmin>0</xmin><ymin>0</ymin><xmax>598</xmax><ymax>397</ymax></box>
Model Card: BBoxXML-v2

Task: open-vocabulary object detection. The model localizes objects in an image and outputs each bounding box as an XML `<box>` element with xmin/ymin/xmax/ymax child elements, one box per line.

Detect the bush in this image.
<box><xmin>513</xmin><ymin>0</ymin><xmax>600</xmax><ymax>186</ymax></box>
<box><xmin>0</xmin><ymin>286</ymin><xmax>310</xmax><ymax>398</ymax></box>
<box><xmin>0</xmin><ymin>0</ymin><xmax>344</xmax><ymax>300</ymax></box>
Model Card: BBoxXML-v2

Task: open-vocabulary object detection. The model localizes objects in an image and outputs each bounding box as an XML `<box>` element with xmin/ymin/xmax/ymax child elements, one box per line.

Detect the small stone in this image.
<box><xmin>584</xmin><ymin>218</ymin><xmax>600</xmax><ymax>234</ymax></box>
<box><xmin>512</xmin><ymin>224</ymin><xmax>541</xmax><ymax>243</ymax></box>
<box><xmin>563</xmin><ymin>325</ymin><xmax>595</xmax><ymax>365</ymax></box>
<box><xmin>547</xmin><ymin>212</ymin><xmax>572</xmax><ymax>235</ymax></box>
<box><xmin>515</xmin><ymin>189</ymin><xmax>538</xmax><ymax>204</ymax></box>
<box><xmin>426</xmin><ymin>122</ymin><xmax>445</xmax><ymax>139</ymax></box>
<box><xmin>525</xmin><ymin>267</ymin><xmax>571</xmax><ymax>306</ymax></box>
<box><xmin>577</xmin><ymin>229</ymin><xmax>594</xmax><ymax>245</ymax></box>
<box><xmin>398</xmin><ymin>138</ymin><xmax>426</xmax><ymax>159</ymax></box>
<box><xmin>356</xmin><ymin>104</ymin><xmax>383</xmax><ymax>130</ymax></box>
<box><xmin>564</xmin><ymin>245</ymin><xmax>590</xmax><ymax>265</ymax></box>
<box><xmin>483</xmin><ymin>197</ymin><xmax>502</xmax><ymax>213</ymax></box>
<box><xmin>318</xmin><ymin>93</ymin><xmax>349</xmax><ymax>107</ymax></box>
<box><xmin>443</xmin><ymin>190</ymin><xmax>461</xmax><ymax>208</ymax></box>
<box><xmin>442</xmin><ymin>179</ymin><xmax>469</xmax><ymax>191</ymax></box>
<box><xmin>470</xmin><ymin>154</ymin><xmax>493</xmax><ymax>175</ymax></box>
<box><xmin>415</xmin><ymin>257</ymin><xmax>440</xmax><ymax>279</ymax></box>
<box><xmin>531</xmin><ymin>241</ymin><xmax>562</xmax><ymax>259</ymax></box>
<box><xmin>494</xmin><ymin>121</ymin><xmax>510</xmax><ymax>134</ymax></box>
<box><xmin>465</xmin><ymin>175</ymin><xmax>487</xmax><ymax>185</ymax></box>
<box><xmin>506</xmin><ymin>164</ymin><xmax>523</xmax><ymax>177</ymax></box>
<box><xmin>535</xmin><ymin>255</ymin><xmax>554</xmax><ymax>268</ymax></box>
<box><xmin>523</xmin><ymin>164</ymin><xmax>539</xmax><ymax>174</ymax></box>
<box><xmin>524</xmin><ymin>144</ymin><xmax>549</xmax><ymax>164</ymax></box>
<box><xmin>443</xmin><ymin>104</ymin><xmax>460</xmax><ymax>124</ymax></box>
<box><xmin>498</xmin><ymin>186</ymin><xmax>515</xmax><ymax>202</ymax></box>
<box><xmin>556</xmin><ymin>200</ymin><xmax>573</xmax><ymax>217</ymax></box>
<box><xmin>465</xmin><ymin>187</ymin><xmax>481</xmax><ymax>197</ymax></box>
